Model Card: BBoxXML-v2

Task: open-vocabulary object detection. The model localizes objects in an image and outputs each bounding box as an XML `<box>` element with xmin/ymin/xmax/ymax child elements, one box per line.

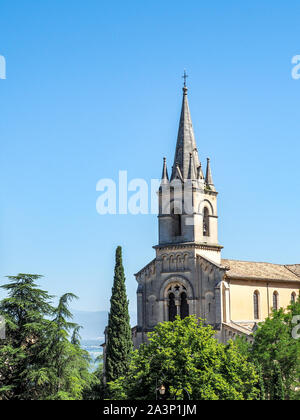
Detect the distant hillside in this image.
<box><xmin>71</xmin><ymin>309</ymin><xmax>137</xmax><ymax>340</ymax></box>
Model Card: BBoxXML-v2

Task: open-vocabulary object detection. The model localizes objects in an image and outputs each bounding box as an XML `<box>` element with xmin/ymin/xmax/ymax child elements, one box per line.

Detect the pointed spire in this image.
<box><xmin>187</xmin><ymin>152</ymin><xmax>196</xmax><ymax>180</ymax></box>
<box><xmin>171</xmin><ymin>74</ymin><xmax>200</xmax><ymax>181</ymax></box>
<box><xmin>205</xmin><ymin>158</ymin><xmax>215</xmax><ymax>190</ymax></box>
<box><xmin>161</xmin><ymin>157</ymin><xmax>169</xmax><ymax>184</ymax></box>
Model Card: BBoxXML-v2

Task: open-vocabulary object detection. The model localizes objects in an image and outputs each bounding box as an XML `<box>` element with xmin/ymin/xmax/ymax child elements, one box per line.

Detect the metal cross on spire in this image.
<box><xmin>182</xmin><ymin>69</ymin><xmax>188</xmax><ymax>87</ymax></box>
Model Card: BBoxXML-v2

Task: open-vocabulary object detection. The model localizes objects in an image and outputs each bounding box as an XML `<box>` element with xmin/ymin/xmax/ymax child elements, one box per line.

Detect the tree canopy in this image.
<box><xmin>250</xmin><ymin>298</ymin><xmax>300</xmax><ymax>399</ymax></box>
<box><xmin>108</xmin><ymin>316</ymin><xmax>259</xmax><ymax>400</ymax></box>
<box><xmin>0</xmin><ymin>274</ymin><xmax>100</xmax><ymax>400</ymax></box>
<box><xmin>235</xmin><ymin>295</ymin><xmax>300</xmax><ymax>400</ymax></box>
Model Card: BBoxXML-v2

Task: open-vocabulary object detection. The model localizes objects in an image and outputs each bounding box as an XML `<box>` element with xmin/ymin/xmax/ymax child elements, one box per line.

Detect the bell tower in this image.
<box><xmin>157</xmin><ymin>81</ymin><xmax>221</xmax><ymax>264</ymax></box>
<box><xmin>134</xmin><ymin>77</ymin><xmax>224</xmax><ymax>348</ymax></box>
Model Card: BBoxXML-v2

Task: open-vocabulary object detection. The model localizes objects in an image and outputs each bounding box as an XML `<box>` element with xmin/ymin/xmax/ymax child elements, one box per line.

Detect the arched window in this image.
<box><xmin>203</xmin><ymin>207</ymin><xmax>210</xmax><ymax>237</ymax></box>
<box><xmin>180</xmin><ymin>292</ymin><xmax>189</xmax><ymax>319</ymax></box>
<box><xmin>168</xmin><ymin>293</ymin><xmax>177</xmax><ymax>322</ymax></box>
<box><xmin>273</xmin><ymin>291</ymin><xmax>279</xmax><ymax>311</ymax></box>
<box><xmin>291</xmin><ymin>292</ymin><xmax>296</xmax><ymax>304</ymax></box>
<box><xmin>172</xmin><ymin>208</ymin><xmax>181</xmax><ymax>237</ymax></box>
<box><xmin>253</xmin><ymin>291</ymin><xmax>260</xmax><ymax>320</ymax></box>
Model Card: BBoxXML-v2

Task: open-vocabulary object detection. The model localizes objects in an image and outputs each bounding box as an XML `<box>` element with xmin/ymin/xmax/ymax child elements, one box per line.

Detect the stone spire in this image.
<box><xmin>161</xmin><ymin>157</ymin><xmax>169</xmax><ymax>184</ymax></box>
<box><xmin>187</xmin><ymin>152</ymin><xmax>197</xmax><ymax>180</ymax></box>
<box><xmin>205</xmin><ymin>158</ymin><xmax>215</xmax><ymax>190</ymax></box>
<box><xmin>171</xmin><ymin>78</ymin><xmax>200</xmax><ymax>181</ymax></box>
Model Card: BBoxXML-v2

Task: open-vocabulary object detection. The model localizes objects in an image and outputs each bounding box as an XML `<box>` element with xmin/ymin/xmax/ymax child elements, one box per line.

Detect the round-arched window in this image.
<box><xmin>291</xmin><ymin>292</ymin><xmax>296</xmax><ymax>304</ymax></box>
<box><xmin>273</xmin><ymin>291</ymin><xmax>279</xmax><ymax>311</ymax></box>
<box><xmin>166</xmin><ymin>283</ymin><xmax>189</xmax><ymax>321</ymax></box>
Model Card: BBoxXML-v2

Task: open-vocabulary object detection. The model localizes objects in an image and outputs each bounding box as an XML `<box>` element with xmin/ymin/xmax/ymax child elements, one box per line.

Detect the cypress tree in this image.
<box><xmin>105</xmin><ymin>246</ymin><xmax>132</xmax><ymax>384</ymax></box>
<box><xmin>271</xmin><ymin>362</ymin><xmax>285</xmax><ymax>400</ymax></box>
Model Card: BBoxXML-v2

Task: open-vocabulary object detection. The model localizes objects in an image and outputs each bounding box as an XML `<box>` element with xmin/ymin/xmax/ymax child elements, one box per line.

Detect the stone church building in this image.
<box><xmin>131</xmin><ymin>82</ymin><xmax>300</xmax><ymax>347</ymax></box>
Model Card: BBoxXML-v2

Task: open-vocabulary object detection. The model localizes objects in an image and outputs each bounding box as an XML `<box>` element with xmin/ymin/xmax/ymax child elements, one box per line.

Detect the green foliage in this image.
<box><xmin>105</xmin><ymin>246</ymin><xmax>132</xmax><ymax>385</ymax></box>
<box><xmin>251</xmin><ymin>300</ymin><xmax>300</xmax><ymax>399</ymax></box>
<box><xmin>271</xmin><ymin>362</ymin><xmax>284</xmax><ymax>400</ymax></box>
<box><xmin>108</xmin><ymin>316</ymin><xmax>259</xmax><ymax>400</ymax></box>
<box><xmin>256</xmin><ymin>363</ymin><xmax>266</xmax><ymax>400</ymax></box>
<box><xmin>0</xmin><ymin>274</ymin><xmax>96</xmax><ymax>400</ymax></box>
<box><xmin>71</xmin><ymin>326</ymin><xmax>82</xmax><ymax>346</ymax></box>
<box><xmin>83</xmin><ymin>363</ymin><xmax>106</xmax><ymax>400</ymax></box>
<box><xmin>234</xmin><ymin>335</ymin><xmax>252</xmax><ymax>359</ymax></box>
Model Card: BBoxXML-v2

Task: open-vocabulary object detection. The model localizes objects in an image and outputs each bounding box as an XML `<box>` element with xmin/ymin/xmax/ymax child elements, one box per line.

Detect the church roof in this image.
<box><xmin>222</xmin><ymin>259</ymin><xmax>300</xmax><ymax>282</ymax></box>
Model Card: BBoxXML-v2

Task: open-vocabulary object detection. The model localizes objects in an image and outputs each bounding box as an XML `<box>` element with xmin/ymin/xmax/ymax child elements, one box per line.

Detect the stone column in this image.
<box><xmin>175</xmin><ymin>299</ymin><xmax>181</xmax><ymax>316</ymax></box>
<box><xmin>214</xmin><ymin>282</ymin><xmax>222</xmax><ymax>326</ymax></box>
<box><xmin>137</xmin><ymin>288</ymin><xmax>143</xmax><ymax>327</ymax></box>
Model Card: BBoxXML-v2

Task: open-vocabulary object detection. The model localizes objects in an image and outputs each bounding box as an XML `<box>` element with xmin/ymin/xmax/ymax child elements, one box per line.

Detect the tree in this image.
<box><xmin>234</xmin><ymin>336</ymin><xmax>266</xmax><ymax>400</ymax></box>
<box><xmin>40</xmin><ymin>292</ymin><xmax>96</xmax><ymax>400</ymax></box>
<box><xmin>0</xmin><ymin>274</ymin><xmax>94</xmax><ymax>400</ymax></box>
<box><xmin>234</xmin><ymin>335</ymin><xmax>252</xmax><ymax>359</ymax></box>
<box><xmin>105</xmin><ymin>246</ymin><xmax>132</xmax><ymax>385</ymax></box>
<box><xmin>271</xmin><ymin>362</ymin><xmax>284</xmax><ymax>400</ymax></box>
<box><xmin>0</xmin><ymin>274</ymin><xmax>54</xmax><ymax>399</ymax></box>
<box><xmin>49</xmin><ymin>293</ymin><xmax>79</xmax><ymax>394</ymax></box>
<box><xmin>251</xmin><ymin>304</ymin><xmax>300</xmax><ymax>399</ymax></box>
<box><xmin>84</xmin><ymin>359</ymin><xmax>105</xmax><ymax>400</ymax></box>
<box><xmin>108</xmin><ymin>316</ymin><xmax>259</xmax><ymax>400</ymax></box>
<box><xmin>71</xmin><ymin>326</ymin><xmax>82</xmax><ymax>346</ymax></box>
<box><xmin>256</xmin><ymin>364</ymin><xmax>266</xmax><ymax>400</ymax></box>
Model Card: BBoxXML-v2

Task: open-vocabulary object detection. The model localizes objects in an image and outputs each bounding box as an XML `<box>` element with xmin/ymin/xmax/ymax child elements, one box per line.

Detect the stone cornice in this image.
<box><xmin>153</xmin><ymin>242</ymin><xmax>223</xmax><ymax>252</ymax></box>
<box><xmin>204</xmin><ymin>188</ymin><xmax>218</xmax><ymax>196</ymax></box>
<box><xmin>158</xmin><ymin>213</ymin><xmax>219</xmax><ymax>218</ymax></box>
<box><xmin>226</xmin><ymin>275</ymin><xmax>300</xmax><ymax>284</ymax></box>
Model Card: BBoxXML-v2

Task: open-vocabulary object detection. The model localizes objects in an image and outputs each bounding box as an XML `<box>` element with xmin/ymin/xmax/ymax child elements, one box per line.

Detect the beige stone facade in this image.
<box><xmin>224</xmin><ymin>260</ymin><xmax>300</xmax><ymax>328</ymax></box>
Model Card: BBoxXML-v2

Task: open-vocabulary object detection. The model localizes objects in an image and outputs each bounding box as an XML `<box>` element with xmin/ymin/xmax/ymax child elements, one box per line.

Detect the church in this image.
<box><xmin>131</xmin><ymin>79</ymin><xmax>300</xmax><ymax>347</ymax></box>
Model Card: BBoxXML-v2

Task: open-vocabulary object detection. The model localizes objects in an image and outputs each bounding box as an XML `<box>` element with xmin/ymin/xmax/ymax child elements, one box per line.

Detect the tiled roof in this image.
<box><xmin>222</xmin><ymin>259</ymin><xmax>300</xmax><ymax>282</ymax></box>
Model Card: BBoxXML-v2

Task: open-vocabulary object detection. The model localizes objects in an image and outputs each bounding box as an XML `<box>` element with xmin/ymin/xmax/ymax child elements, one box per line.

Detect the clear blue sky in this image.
<box><xmin>1</xmin><ymin>0</ymin><xmax>300</xmax><ymax>315</ymax></box>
